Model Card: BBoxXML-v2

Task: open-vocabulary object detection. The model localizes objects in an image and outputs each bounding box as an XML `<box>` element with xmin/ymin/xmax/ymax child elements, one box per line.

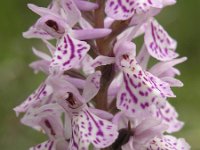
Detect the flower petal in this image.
<box><xmin>73</xmin><ymin>0</ymin><xmax>98</xmax><ymax>11</ymax></box>
<box><xmin>146</xmin><ymin>72</ymin><xmax>175</xmax><ymax>98</ymax></box>
<box><xmin>50</xmin><ymin>34</ymin><xmax>90</xmax><ymax>73</ymax></box>
<box><xmin>21</xmin><ymin>104</ymin><xmax>64</xmax><ymax>139</ymax></box>
<box><xmin>14</xmin><ymin>82</ymin><xmax>53</xmax><ymax>115</ymax></box>
<box><xmin>116</xmin><ymin>54</ymin><xmax>167</xmax><ymax>117</ymax></box>
<box><xmin>145</xmin><ymin>18</ymin><xmax>178</xmax><ymax>61</ymax></box>
<box><xmin>147</xmin><ymin>135</ymin><xmax>190</xmax><ymax>150</ymax></box>
<box><xmin>29</xmin><ymin>140</ymin><xmax>56</xmax><ymax>150</ymax></box>
<box><xmin>92</xmin><ymin>56</ymin><xmax>115</xmax><ymax>68</ymax></box>
<box><xmin>149</xmin><ymin>57</ymin><xmax>187</xmax><ymax>77</ymax></box>
<box><xmin>161</xmin><ymin>77</ymin><xmax>183</xmax><ymax>87</ymax></box>
<box><xmin>29</xmin><ymin>60</ymin><xmax>50</xmax><ymax>75</ymax></box>
<box><xmin>23</xmin><ymin>26</ymin><xmax>53</xmax><ymax>40</ymax></box>
<box><xmin>105</xmin><ymin>0</ymin><xmax>163</xmax><ymax>20</ymax></box>
<box><xmin>70</xmin><ymin>108</ymin><xmax>118</xmax><ymax>149</ymax></box>
<box><xmin>83</xmin><ymin>71</ymin><xmax>101</xmax><ymax>102</ymax></box>
<box><xmin>60</xmin><ymin>0</ymin><xmax>81</xmax><ymax>27</ymax></box>
<box><xmin>32</xmin><ymin>48</ymin><xmax>52</xmax><ymax>61</ymax></box>
<box><xmin>151</xmin><ymin>101</ymin><xmax>184</xmax><ymax>133</ymax></box>
<box><xmin>71</xmin><ymin>29</ymin><xmax>112</xmax><ymax>40</ymax></box>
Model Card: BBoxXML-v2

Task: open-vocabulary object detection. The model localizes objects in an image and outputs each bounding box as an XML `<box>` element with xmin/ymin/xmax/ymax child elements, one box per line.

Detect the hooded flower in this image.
<box><xmin>112</xmin><ymin>112</ymin><xmax>189</xmax><ymax>150</ymax></box>
<box><xmin>114</xmin><ymin>41</ymin><xmax>174</xmax><ymax>117</ymax></box>
<box><xmin>47</xmin><ymin>72</ymin><xmax>119</xmax><ymax>150</ymax></box>
<box><xmin>21</xmin><ymin>104</ymin><xmax>69</xmax><ymax>150</ymax></box>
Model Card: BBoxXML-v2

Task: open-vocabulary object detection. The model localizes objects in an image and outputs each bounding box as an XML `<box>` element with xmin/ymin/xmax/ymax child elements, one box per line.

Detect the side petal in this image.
<box><xmin>29</xmin><ymin>140</ymin><xmax>56</xmax><ymax>150</ymax></box>
<box><xmin>13</xmin><ymin>82</ymin><xmax>53</xmax><ymax>115</ymax></box>
<box><xmin>134</xmin><ymin>118</ymin><xmax>168</xmax><ymax>145</ymax></box>
<box><xmin>29</xmin><ymin>60</ymin><xmax>50</xmax><ymax>75</ymax></box>
<box><xmin>149</xmin><ymin>57</ymin><xmax>187</xmax><ymax>77</ymax></box>
<box><xmin>32</xmin><ymin>48</ymin><xmax>52</xmax><ymax>61</ymax></box>
<box><xmin>42</xmin><ymin>39</ymin><xmax>56</xmax><ymax>56</ymax></box>
<box><xmin>147</xmin><ymin>135</ymin><xmax>190</xmax><ymax>150</ymax></box>
<box><xmin>105</xmin><ymin>0</ymin><xmax>135</xmax><ymax>20</ymax></box>
<box><xmin>150</xmin><ymin>101</ymin><xmax>184</xmax><ymax>133</ymax></box>
<box><xmin>145</xmin><ymin>18</ymin><xmax>178</xmax><ymax>61</ymax></box>
<box><xmin>21</xmin><ymin>104</ymin><xmax>64</xmax><ymax>139</ymax></box>
<box><xmin>161</xmin><ymin>77</ymin><xmax>183</xmax><ymax>87</ymax></box>
<box><xmin>50</xmin><ymin>34</ymin><xmax>90</xmax><ymax>73</ymax></box>
<box><xmin>83</xmin><ymin>71</ymin><xmax>102</xmax><ymax>102</ymax></box>
<box><xmin>27</xmin><ymin>4</ymin><xmax>57</xmax><ymax>17</ymax></box>
<box><xmin>146</xmin><ymin>72</ymin><xmax>175</xmax><ymax>98</ymax></box>
<box><xmin>70</xmin><ymin>108</ymin><xmax>118</xmax><ymax>149</ymax></box>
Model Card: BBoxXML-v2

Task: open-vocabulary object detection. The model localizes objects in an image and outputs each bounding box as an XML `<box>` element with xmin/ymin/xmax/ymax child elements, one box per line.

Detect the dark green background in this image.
<box><xmin>0</xmin><ymin>0</ymin><xmax>200</xmax><ymax>149</ymax></box>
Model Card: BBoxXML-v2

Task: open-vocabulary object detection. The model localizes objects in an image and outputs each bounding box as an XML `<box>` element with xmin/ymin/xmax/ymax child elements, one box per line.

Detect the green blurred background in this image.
<box><xmin>0</xmin><ymin>0</ymin><xmax>200</xmax><ymax>149</ymax></box>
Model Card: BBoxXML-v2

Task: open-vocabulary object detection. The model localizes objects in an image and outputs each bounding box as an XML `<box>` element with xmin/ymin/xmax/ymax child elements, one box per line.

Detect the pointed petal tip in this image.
<box><xmin>13</xmin><ymin>107</ymin><xmax>20</xmax><ymax>117</ymax></box>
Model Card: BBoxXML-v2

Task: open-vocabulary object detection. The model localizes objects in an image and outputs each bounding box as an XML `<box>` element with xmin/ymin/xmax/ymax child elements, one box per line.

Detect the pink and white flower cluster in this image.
<box><xmin>14</xmin><ymin>0</ymin><xmax>190</xmax><ymax>149</ymax></box>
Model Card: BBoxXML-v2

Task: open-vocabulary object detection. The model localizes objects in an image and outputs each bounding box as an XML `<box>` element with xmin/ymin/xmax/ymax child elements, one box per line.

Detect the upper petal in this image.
<box><xmin>60</xmin><ymin>0</ymin><xmax>81</xmax><ymax>27</ymax></box>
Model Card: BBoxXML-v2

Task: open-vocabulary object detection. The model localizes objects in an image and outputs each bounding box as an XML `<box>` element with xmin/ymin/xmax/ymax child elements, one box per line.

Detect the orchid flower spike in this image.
<box><xmin>15</xmin><ymin>0</ymin><xmax>190</xmax><ymax>149</ymax></box>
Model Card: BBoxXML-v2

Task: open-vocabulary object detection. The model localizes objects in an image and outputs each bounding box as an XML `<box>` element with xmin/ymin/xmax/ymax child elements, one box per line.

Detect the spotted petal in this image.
<box><xmin>150</xmin><ymin>101</ymin><xmax>184</xmax><ymax>133</ymax></box>
<box><xmin>70</xmin><ymin>108</ymin><xmax>118</xmax><ymax>150</ymax></box>
<box><xmin>105</xmin><ymin>0</ymin><xmax>163</xmax><ymax>20</ymax></box>
<box><xmin>146</xmin><ymin>72</ymin><xmax>175</xmax><ymax>98</ymax></box>
<box><xmin>29</xmin><ymin>140</ymin><xmax>56</xmax><ymax>150</ymax></box>
<box><xmin>147</xmin><ymin>135</ymin><xmax>190</xmax><ymax>150</ymax></box>
<box><xmin>14</xmin><ymin>82</ymin><xmax>53</xmax><ymax>116</ymax></box>
<box><xmin>145</xmin><ymin>19</ymin><xmax>178</xmax><ymax>61</ymax></box>
<box><xmin>50</xmin><ymin>34</ymin><xmax>90</xmax><ymax>73</ymax></box>
<box><xmin>116</xmin><ymin>54</ymin><xmax>166</xmax><ymax>117</ymax></box>
<box><xmin>21</xmin><ymin>104</ymin><xmax>64</xmax><ymax>139</ymax></box>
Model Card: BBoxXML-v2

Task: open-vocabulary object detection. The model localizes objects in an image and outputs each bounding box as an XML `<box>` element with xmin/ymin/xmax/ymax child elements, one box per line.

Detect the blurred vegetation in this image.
<box><xmin>0</xmin><ymin>0</ymin><xmax>200</xmax><ymax>149</ymax></box>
